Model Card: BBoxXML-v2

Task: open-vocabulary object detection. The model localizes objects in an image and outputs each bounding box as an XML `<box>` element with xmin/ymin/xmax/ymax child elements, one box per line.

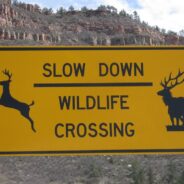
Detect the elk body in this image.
<box><xmin>157</xmin><ymin>70</ymin><xmax>184</xmax><ymax>126</ymax></box>
<box><xmin>0</xmin><ymin>70</ymin><xmax>36</xmax><ymax>132</ymax></box>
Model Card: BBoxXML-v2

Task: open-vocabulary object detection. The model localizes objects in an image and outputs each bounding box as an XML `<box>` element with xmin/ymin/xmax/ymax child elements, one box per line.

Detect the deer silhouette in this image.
<box><xmin>157</xmin><ymin>70</ymin><xmax>184</xmax><ymax>127</ymax></box>
<box><xmin>0</xmin><ymin>70</ymin><xmax>36</xmax><ymax>132</ymax></box>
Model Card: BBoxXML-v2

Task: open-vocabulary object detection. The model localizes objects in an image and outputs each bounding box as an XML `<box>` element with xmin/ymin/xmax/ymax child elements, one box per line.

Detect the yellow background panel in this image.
<box><xmin>0</xmin><ymin>47</ymin><xmax>183</xmax><ymax>155</ymax></box>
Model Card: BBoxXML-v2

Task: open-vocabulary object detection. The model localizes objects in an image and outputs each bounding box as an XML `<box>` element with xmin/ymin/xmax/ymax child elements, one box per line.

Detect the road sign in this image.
<box><xmin>0</xmin><ymin>47</ymin><xmax>184</xmax><ymax>155</ymax></box>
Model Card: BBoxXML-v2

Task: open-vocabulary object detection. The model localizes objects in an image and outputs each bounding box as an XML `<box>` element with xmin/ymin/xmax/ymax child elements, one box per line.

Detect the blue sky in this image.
<box><xmin>21</xmin><ymin>0</ymin><xmax>184</xmax><ymax>32</ymax></box>
<box><xmin>21</xmin><ymin>0</ymin><xmax>141</xmax><ymax>10</ymax></box>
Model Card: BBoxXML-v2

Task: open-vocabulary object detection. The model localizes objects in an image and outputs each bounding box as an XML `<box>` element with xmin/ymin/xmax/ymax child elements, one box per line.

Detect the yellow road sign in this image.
<box><xmin>0</xmin><ymin>47</ymin><xmax>184</xmax><ymax>155</ymax></box>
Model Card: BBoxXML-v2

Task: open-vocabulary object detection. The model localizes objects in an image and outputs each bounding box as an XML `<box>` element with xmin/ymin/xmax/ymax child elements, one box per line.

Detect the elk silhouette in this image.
<box><xmin>157</xmin><ymin>70</ymin><xmax>184</xmax><ymax>128</ymax></box>
<box><xmin>0</xmin><ymin>70</ymin><xmax>36</xmax><ymax>132</ymax></box>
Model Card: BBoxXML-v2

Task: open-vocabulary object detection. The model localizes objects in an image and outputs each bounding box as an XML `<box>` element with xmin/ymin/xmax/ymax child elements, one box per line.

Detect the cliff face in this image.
<box><xmin>0</xmin><ymin>2</ymin><xmax>183</xmax><ymax>45</ymax></box>
<box><xmin>0</xmin><ymin>0</ymin><xmax>11</xmax><ymax>5</ymax></box>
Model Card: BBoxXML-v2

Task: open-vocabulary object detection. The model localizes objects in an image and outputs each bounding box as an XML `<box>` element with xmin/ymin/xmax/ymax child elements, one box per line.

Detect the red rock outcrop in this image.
<box><xmin>0</xmin><ymin>1</ymin><xmax>183</xmax><ymax>45</ymax></box>
<box><xmin>0</xmin><ymin>0</ymin><xmax>11</xmax><ymax>5</ymax></box>
<box><xmin>18</xmin><ymin>3</ymin><xmax>41</xmax><ymax>13</ymax></box>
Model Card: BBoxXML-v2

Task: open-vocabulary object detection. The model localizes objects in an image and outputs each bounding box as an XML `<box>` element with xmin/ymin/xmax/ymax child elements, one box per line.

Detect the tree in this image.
<box><xmin>68</xmin><ymin>5</ymin><xmax>74</xmax><ymax>11</ymax></box>
<box><xmin>119</xmin><ymin>10</ymin><xmax>127</xmax><ymax>17</ymax></box>
<box><xmin>133</xmin><ymin>11</ymin><xmax>140</xmax><ymax>21</ymax></box>
<box><xmin>155</xmin><ymin>26</ymin><xmax>160</xmax><ymax>32</ymax></box>
<box><xmin>161</xmin><ymin>29</ymin><xmax>166</xmax><ymax>34</ymax></box>
<box><xmin>142</xmin><ymin>21</ymin><xmax>148</xmax><ymax>26</ymax></box>
<box><xmin>57</xmin><ymin>7</ymin><xmax>66</xmax><ymax>16</ymax></box>
<box><xmin>179</xmin><ymin>30</ymin><xmax>184</xmax><ymax>37</ymax></box>
<box><xmin>110</xmin><ymin>6</ymin><xmax>117</xmax><ymax>14</ymax></box>
<box><xmin>34</xmin><ymin>4</ymin><xmax>41</xmax><ymax>13</ymax></box>
<box><xmin>167</xmin><ymin>30</ymin><xmax>177</xmax><ymax>35</ymax></box>
<box><xmin>128</xmin><ymin>14</ymin><xmax>133</xmax><ymax>19</ymax></box>
<box><xmin>106</xmin><ymin>5</ymin><xmax>117</xmax><ymax>14</ymax></box>
<box><xmin>97</xmin><ymin>5</ymin><xmax>107</xmax><ymax>11</ymax></box>
<box><xmin>106</xmin><ymin>5</ymin><xmax>111</xmax><ymax>11</ymax></box>
<box><xmin>42</xmin><ymin>8</ymin><xmax>53</xmax><ymax>15</ymax></box>
<box><xmin>12</xmin><ymin>0</ymin><xmax>18</xmax><ymax>5</ymax></box>
<box><xmin>81</xmin><ymin>6</ymin><xmax>88</xmax><ymax>12</ymax></box>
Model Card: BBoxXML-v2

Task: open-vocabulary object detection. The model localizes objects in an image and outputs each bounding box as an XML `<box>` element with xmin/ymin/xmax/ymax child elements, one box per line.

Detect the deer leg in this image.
<box><xmin>180</xmin><ymin>116</ymin><xmax>184</xmax><ymax>126</ymax></box>
<box><xmin>21</xmin><ymin>111</ymin><xmax>36</xmax><ymax>133</ymax></box>
<box><xmin>170</xmin><ymin>116</ymin><xmax>175</xmax><ymax>126</ymax></box>
<box><xmin>26</xmin><ymin>116</ymin><xmax>36</xmax><ymax>133</ymax></box>
<box><xmin>176</xmin><ymin>118</ymin><xmax>180</xmax><ymax>126</ymax></box>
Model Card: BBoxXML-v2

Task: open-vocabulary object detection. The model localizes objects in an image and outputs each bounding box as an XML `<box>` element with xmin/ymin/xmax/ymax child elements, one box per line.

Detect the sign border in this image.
<box><xmin>0</xmin><ymin>46</ymin><xmax>184</xmax><ymax>51</ymax></box>
<box><xmin>0</xmin><ymin>149</ymin><xmax>183</xmax><ymax>155</ymax></box>
<box><xmin>0</xmin><ymin>46</ymin><xmax>184</xmax><ymax>155</ymax></box>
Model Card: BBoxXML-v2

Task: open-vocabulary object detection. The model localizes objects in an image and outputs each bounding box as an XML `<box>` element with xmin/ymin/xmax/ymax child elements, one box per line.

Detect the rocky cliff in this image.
<box><xmin>0</xmin><ymin>0</ymin><xmax>11</xmax><ymax>5</ymax></box>
<box><xmin>0</xmin><ymin>1</ymin><xmax>183</xmax><ymax>45</ymax></box>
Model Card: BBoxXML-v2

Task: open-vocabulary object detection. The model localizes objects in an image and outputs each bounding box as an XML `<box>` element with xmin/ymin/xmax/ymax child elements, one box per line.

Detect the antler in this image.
<box><xmin>161</xmin><ymin>69</ymin><xmax>184</xmax><ymax>89</ymax></box>
<box><xmin>2</xmin><ymin>69</ymin><xmax>12</xmax><ymax>81</ymax></box>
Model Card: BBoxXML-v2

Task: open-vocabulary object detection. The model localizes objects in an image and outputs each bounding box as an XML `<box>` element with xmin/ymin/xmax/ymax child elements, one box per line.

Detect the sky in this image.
<box><xmin>20</xmin><ymin>0</ymin><xmax>184</xmax><ymax>32</ymax></box>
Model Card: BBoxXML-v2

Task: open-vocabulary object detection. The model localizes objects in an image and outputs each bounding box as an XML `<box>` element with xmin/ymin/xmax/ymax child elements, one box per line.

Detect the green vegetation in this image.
<box><xmin>147</xmin><ymin>168</ymin><xmax>154</xmax><ymax>184</ymax></box>
<box><xmin>128</xmin><ymin>161</ymin><xmax>145</xmax><ymax>184</ymax></box>
<box><xmin>84</xmin><ymin>163</ymin><xmax>102</xmax><ymax>178</ymax></box>
<box><xmin>42</xmin><ymin>7</ymin><xmax>53</xmax><ymax>15</ymax></box>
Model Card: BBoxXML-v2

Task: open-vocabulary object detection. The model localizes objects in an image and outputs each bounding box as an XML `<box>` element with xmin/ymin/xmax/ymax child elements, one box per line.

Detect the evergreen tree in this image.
<box><xmin>133</xmin><ymin>11</ymin><xmax>140</xmax><ymax>21</ymax></box>
<box><xmin>42</xmin><ymin>8</ymin><xmax>53</xmax><ymax>15</ymax></box>
<box><xmin>119</xmin><ymin>10</ymin><xmax>127</xmax><ymax>17</ymax></box>
<box><xmin>179</xmin><ymin>30</ymin><xmax>184</xmax><ymax>37</ymax></box>
<box><xmin>97</xmin><ymin>5</ymin><xmax>107</xmax><ymax>11</ymax></box>
<box><xmin>81</xmin><ymin>6</ymin><xmax>88</xmax><ymax>12</ymax></box>
<box><xmin>68</xmin><ymin>5</ymin><xmax>74</xmax><ymax>11</ymax></box>
<box><xmin>57</xmin><ymin>7</ymin><xmax>66</xmax><ymax>16</ymax></box>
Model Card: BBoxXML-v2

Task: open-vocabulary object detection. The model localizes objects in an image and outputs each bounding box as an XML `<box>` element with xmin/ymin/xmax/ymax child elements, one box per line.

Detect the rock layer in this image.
<box><xmin>0</xmin><ymin>2</ymin><xmax>183</xmax><ymax>45</ymax></box>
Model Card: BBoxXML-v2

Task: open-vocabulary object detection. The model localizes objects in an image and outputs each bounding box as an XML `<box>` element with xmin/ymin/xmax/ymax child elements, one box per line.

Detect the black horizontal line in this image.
<box><xmin>0</xmin><ymin>47</ymin><xmax>184</xmax><ymax>51</ymax></box>
<box><xmin>34</xmin><ymin>82</ymin><xmax>153</xmax><ymax>88</ymax></box>
<box><xmin>0</xmin><ymin>149</ymin><xmax>183</xmax><ymax>155</ymax></box>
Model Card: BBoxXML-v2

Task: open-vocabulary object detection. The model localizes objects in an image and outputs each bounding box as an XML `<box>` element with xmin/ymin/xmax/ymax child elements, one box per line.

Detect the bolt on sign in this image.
<box><xmin>0</xmin><ymin>47</ymin><xmax>184</xmax><ymax>155</ymax></box>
